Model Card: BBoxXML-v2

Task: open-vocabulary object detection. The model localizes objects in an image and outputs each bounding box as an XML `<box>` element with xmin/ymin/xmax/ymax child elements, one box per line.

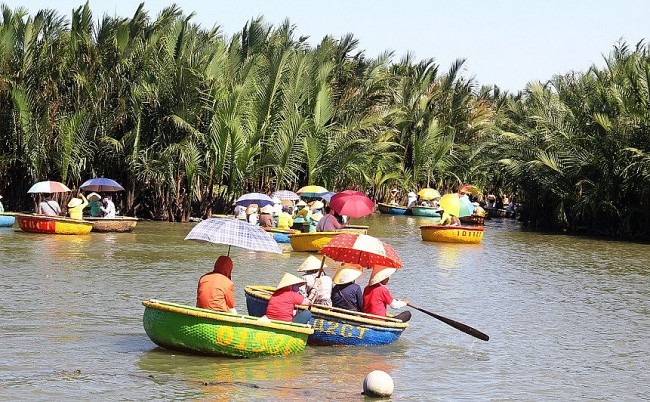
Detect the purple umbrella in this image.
<box><xmin>80</xmin><ymin>178</ymin><xmax>125</xmax><ymax>192</ymax></box>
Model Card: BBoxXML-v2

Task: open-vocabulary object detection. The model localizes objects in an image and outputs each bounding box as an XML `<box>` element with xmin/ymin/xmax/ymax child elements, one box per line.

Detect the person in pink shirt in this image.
<box><xmin>362</xmin><ymin>265</ymin><xmax>411</xmax><ymax>322</ymax></box>
<box><xmin>265</xmin><ymin>273</ymin><xmax>313</xmax><ymax>323</ymax></box>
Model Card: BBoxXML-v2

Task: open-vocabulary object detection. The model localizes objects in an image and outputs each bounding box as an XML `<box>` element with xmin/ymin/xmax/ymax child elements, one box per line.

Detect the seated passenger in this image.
<box><xmin>67</xmin><ymin>193</ymin><xmax>88</xmax><ymax>220</ymax></box>
<box><xmin>316</xmin><ymin>206</ymin><xmax>346</xmax><ymax>232</ymax></box>
<box><xmin>196</xmin><ymin>256</ymin><xmax>237</xmax><ymax>313</ymax></box>
<box><xmin>86</xmin><ymin>192</ymin><xmax>103</xmax><ymax>217</ymax></box>
<box><xmin>331</xmin><ymin>264</ymin><xmax>363</xmax><ymax>312</ymax></box>
<box><xmin>101</xmin><ymin>194</ymin><xmax>116</xmax><ymax>218</ymax></box>
<box><xmin>38</xmin><ymin>193</ymin><xmax>61</xmax><ymax>216</ymax></box>
<box><xmin>265</xmin><ymin>273</ymin><xmax>312</xmax><ymax>323</ymax></box>
<box><xmin>297</xmin><ymin>255</ymin><xmax>332</xmax><ymax>306</ymax></box>
<box><xmin>276</xmin><ymin>206</ymin><xmax>294</xmax><ymax>230</ymax></box>
<box><xmin>258</xmin><ymin>205</ymin><xmax>275</xmax><ymax>227</ymax></box>
<box><xmin>363</xmin><ymin>265</ymin><xmax>411</xmax><ymax>322</ymax></box>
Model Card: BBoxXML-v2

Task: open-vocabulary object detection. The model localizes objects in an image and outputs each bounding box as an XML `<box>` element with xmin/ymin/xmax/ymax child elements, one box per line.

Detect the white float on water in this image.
<box><xmin>363</xmin><ymin>370</ymin><xmax>394</xmax><ymax>397</ymax></box>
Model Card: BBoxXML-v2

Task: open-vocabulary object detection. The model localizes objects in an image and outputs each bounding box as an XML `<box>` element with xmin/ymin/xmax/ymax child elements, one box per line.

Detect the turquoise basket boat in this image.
<box><xmin>409</xmin><ymin>206</ymin><xmax>441</xmax><ymax>217</ymax></box>
<box><xmin>245</xmin><ymin>285</ymin><xmax>408</xmax><ymax>346</ymax></box>
<box><xmin>142</xmin><ymin>299</ymin><xmax>313</xmax><ymax>358</ymax></box>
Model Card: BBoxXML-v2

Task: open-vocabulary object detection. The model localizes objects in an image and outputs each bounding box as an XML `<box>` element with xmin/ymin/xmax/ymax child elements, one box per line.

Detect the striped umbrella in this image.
<box><xmin>297</xmin><ymin>185</ymin><xmax>328</xmax><ymax>198</ymax></box>
<box><xmin>185</xmin><ymin>218</ymin><xmax>282</xmax><ymax>255</ymax></box>
<box><xmin>270</xmin><ymin>190</ymin><xmax>300</xmax><ymax>201</ymax></box>
<box><xmin>320</xmin><ymin>233</ymin><xmax>402</xmax><ymax>269</ymax></box>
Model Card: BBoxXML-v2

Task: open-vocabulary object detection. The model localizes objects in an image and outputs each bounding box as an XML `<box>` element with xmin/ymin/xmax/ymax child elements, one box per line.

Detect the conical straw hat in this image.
<box><xmin>368</xmin><ymin>265</ymin><xmax>396</xmax><ymax>286</ymax></box>
<box><xmin>86</xmin><ymin>192</ymin><xmax>101</xmax><ymax>201</ymax></box>
<box><xmin>277</xmin><ymin>273</ymin><xmax>306</xmax><ymax>289</ymax></box>
<box><xmin>297</xmin><ymin>255</ymin><xmax>327</xmax><ymax>272</ymax></box>
<box><xmin>332</xmin><ymin>264</ymin><xmax>363</xmax><ymax>285</ymax></box>
<box><xmin>68</xmin><ymin>197</ymin><xmax>83</xmax><ymax>208</ymax></box>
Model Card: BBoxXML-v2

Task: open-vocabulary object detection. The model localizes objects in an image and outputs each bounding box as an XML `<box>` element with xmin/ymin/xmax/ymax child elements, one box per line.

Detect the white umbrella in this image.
<box><xmin>185</xmin><ymin>218</ymin><xmax>282</xmax><ymax>255</ymax></box>
<box><xmin>27</xmin><ymin>181</ymin><xmax>71</xmax><ymax>193</ymax></box>
<box><xmin>270</xmin><ymin>190</ymin><xmax>300</xmax><ymax>201</ymax></box>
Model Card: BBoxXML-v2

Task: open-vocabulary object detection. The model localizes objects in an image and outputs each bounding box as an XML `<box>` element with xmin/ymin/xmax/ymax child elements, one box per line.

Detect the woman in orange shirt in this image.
<box><xmin>196</xmin><ymin>255</ymin><xmax>237</xmax><ymax>314</ymax></box>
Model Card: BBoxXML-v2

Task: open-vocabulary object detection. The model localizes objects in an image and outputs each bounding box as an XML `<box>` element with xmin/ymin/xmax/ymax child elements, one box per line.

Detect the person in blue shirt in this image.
<box><xmin>331</xmin><ymin>264</ymin><xmax>364</xmax><ymax>312</ymax></box>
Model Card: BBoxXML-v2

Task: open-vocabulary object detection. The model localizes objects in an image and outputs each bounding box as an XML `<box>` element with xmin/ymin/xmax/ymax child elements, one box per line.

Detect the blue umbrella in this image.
<box><xmin>235</xmin><ymin>192</ymin><xmax>274</xmax><ymax>207</ymax></box>
<box><xmin>80</xmin><ymin>178</ymin><xmax>125</xmax><ymax>192</ymax></box>
<box><xmin>321</xmin><ymin>192</ymin><xmax>336</xmax><ymax>202</ymax></box>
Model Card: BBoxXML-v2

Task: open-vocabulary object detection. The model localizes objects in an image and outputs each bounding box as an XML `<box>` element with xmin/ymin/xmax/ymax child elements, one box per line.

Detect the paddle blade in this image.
<box><xmin>408</xmin><ymin>303</ymin><xmax>489</xmax><ymax>341</ymax></box>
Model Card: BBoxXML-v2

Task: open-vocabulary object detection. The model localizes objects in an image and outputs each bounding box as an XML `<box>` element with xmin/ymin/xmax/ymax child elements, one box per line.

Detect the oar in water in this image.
<box><xmin>407</xmin><ymin>302</ymin><xmax>489</xmax><ymax>341</ymax></box>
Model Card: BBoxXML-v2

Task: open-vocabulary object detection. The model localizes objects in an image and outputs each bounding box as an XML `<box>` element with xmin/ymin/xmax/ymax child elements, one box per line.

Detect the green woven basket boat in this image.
<box><xmin>142</xmin><ymin>299</ymin><xmax>313</xmax><ymax>358</ymax></box>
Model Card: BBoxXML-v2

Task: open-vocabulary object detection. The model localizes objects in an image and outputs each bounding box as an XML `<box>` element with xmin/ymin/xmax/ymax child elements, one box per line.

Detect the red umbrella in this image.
<box><xmin>319</xmin><ymin>233</ymin><xmax>402</xmax><ymax>269</ymax></box>
<box><xmin>329</xmin><ymin>190</ymin><xmax>374</xmax><ymax>218</ymax></box>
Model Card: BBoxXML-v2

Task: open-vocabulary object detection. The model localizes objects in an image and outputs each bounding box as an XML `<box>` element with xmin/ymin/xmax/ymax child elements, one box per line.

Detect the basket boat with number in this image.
<box><xmin>244</xmin><ymin>285</ymin><xmax>408</xmax><ymax>346</ymax></box>
<box><xmin>420</xmin><ymin>225</ymin><xmax>484</xmax><ymax>243</ymax></box>
<box><xmin>142</xmin><ymin>299</ymin><xmax>313</xmax><ymax>358</ymax></box>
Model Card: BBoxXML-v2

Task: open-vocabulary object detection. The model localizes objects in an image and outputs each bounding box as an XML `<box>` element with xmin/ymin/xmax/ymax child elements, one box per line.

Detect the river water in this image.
<box><xmin>1</xmin><ymin>214</ymin><xmax>648</xmax><ymax>400</ymax></box>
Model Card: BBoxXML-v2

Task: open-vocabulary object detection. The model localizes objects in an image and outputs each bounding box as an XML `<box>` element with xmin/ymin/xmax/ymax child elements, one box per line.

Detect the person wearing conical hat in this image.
<box><xmin>297</xmin><ymin>255</ymin><xmax>332</xmax><ymax>306</ymax></box>
<box><xmin>67</xmin><ymin>193</ymin><xmax>88</xmax><ymax>220</ymax></box>
<box><xmin>245</xmin><ymin>203</ymin><xmax>258</xmax><ymax>225</ymax></box>
<box><xmin>331</xmin><ymin>264</ymin><xmax>364</xmax><ymax>311</ymax></box>
<box><xmin>85</xmin><ymin>192</ymin><xmax>103</xmax><ymax>217</ymax></box>
<box><xmin>276</xmin><ymin>206</ymin><xmax>294</xmax><ymax>230</ymax></box>
<box><xmin>258</xmin><ymin>204</ymin><xmax>274</xmax><ymax>227</ymax></box>
<box><xmin>265</xmin><ymin>273</ymin><xmax>313</xmax><ymax>323</ymax></box>
<box><xmin>196</xmin><ymin>255</ymin><xmax>237</xmax><ymax>314</ymax></box>
<box><xmin>362</xmin><ymin>265</ymin><xmax>411</xmax><ymax>322</ymax></box>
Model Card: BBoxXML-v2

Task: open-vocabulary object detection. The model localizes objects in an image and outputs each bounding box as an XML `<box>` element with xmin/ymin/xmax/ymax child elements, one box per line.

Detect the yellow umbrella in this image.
<box><xmin>439</xmin><ymin>193</ymin><xmax>475</xmax><ymax>217</ymax></box>
<box><xmin>297</xmin><ymin>185</ymin><xmax>328</xmax><ymax>198</ymax></box>
<box><xmin>417</xmin><ymin>188</ymin><xmax>441</xmax><ymax>201</ymax></box>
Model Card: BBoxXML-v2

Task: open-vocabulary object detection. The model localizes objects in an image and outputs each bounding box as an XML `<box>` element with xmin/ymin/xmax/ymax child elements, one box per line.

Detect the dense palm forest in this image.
<box><xmin>1</xmin><ymin>3</ymin><xmax>649</xmax><ymax>240</ymax></box>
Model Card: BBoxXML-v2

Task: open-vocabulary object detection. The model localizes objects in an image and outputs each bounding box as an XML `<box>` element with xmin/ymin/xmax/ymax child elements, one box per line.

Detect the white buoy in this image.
<box><xmin>363</xmin><ymin>370</ymin><xmax>394</xmax><ymax>397</ymax></box>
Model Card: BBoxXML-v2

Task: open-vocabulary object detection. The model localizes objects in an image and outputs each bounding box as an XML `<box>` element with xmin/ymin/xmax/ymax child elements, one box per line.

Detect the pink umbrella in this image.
<box><xmin>320</xmin><ymin>233</ymin><xmax>403</xmax><ymax>269</ymax></box>
<box><xmin>329</xmin><ymin>190</ymin><xmax>374</xmax><ymax>218</ymax></box>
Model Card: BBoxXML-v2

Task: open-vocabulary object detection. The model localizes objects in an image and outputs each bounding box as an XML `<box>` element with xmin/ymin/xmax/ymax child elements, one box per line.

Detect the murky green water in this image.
<box><xmin>1</xmin><ymin>214</ymin><xmax>648</xmax><ymax>400</ymax></box>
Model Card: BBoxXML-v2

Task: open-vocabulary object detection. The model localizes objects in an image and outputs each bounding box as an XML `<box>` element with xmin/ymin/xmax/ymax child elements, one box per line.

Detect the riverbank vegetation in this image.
<box><xmin>1</xmin><ymin>4</ymin><xmax>648</xmax><ymax>240</ymax></box>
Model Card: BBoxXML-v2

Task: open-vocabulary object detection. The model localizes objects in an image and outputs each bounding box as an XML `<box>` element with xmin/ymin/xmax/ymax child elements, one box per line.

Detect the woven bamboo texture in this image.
<box><xmin>244</xmin><ymin>286</ymin><xmax>408</xmax><ymax>346</ymax></box>
<box><xmin>142</xmin><ymin>299</ymin><xmax>312</xmax><ymax>358</ymax></box>
<box><xmin>85</xmin><ymin>216</ymin><xmax>138</xmax><ymax>232</ymax></box>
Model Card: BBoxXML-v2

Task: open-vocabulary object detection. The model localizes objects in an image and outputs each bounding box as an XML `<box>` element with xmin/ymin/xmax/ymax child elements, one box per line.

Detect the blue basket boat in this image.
<box><xmin>377</xmin><ymin>203</ymin><xmax>410</xmax><ymax>215</ymax></box>
<box><xmin>245</xmin><ymin>285</ymin><xmax>408</xmax><ymax>346</ymax></box>
<box><xmin>0</xmin><ymin>213</ymin><xmax>16</xmax><ymax>227</ymax></box>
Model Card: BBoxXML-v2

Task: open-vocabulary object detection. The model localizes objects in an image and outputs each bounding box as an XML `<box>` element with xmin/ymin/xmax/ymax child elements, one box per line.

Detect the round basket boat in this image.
<box><xmin>377</xmin><ymin>203</ymin><xmax>409</xmax><ymax>215</ymax></box>
<box><xmin>16</xmin><ymin>213</ymin><xmax>93</xmax><ymax>235</ymax></box>
<box><xmin>84</xmin><ymin>216</ymin><xmax>138</xmax><ymax>232</ymax></box>
<box><xmin>245</xmin><ymin>285</ymin><xmax>408</xmax><ymax>346</ymax></box>
<box><xmin>288</xmin><ymin>231</ymin><xmax>339</xmax><ymax>252</ymax></box>
<box><xmin>142</xmin><ymin>299</ymin><xmax>313</xmax><ymax>358</ymax></box>
<box><xmin>420</xmin><ymin>225</ymin><xmax>484</xmax><ymax>244</ymax></box>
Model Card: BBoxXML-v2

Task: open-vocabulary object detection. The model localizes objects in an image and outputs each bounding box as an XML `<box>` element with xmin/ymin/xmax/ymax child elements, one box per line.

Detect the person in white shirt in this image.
<box><xmin>101</xmin><ymin>195</ymin><xmax>116</xmax><ymax>218</ymax></box>
<box><xmin>296</xmin><ymin>255</ymin><xmax>333</xmax><ymax>306</ymax></box>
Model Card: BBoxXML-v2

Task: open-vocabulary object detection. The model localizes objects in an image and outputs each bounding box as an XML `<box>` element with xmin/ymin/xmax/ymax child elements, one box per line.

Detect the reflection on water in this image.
<box><xmin>1</xmin><ymin>217</ymin><xmax>649</xmax><ymax>400</ymax></box>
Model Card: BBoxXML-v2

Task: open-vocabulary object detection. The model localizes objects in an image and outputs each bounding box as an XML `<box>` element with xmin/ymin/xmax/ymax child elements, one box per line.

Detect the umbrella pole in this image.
<box><xmin>227</xmin><ymin>245</ymin><xmax>231</xmax><ymax>257</ymax></box>
<box><xmin>316</xmin><ymin>256</ymin><xmax>326</xmax><ymax>278</ymax></box>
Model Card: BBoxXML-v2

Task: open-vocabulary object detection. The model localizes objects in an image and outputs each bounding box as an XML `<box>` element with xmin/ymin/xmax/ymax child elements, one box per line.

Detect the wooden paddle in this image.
<box><xmin>407</xmin><ymin>302</ymin><xmax>489</xmax><ymax>341</ymax></box>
